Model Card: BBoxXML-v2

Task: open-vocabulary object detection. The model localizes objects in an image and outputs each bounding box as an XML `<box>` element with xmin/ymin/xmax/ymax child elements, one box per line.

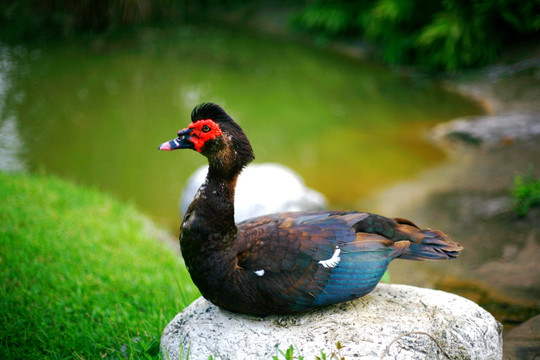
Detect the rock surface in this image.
<box><xmin>180</xmin><ymin>163</ymin><xmax>327</xmax><ymax>223</ymax></box>
<box><xmin>503</xmin><ymin>314</ymin><xmax>540</xmax><ymax>360</ymax></box>
<box><xmin>161</xmin><ymin>284</ymin><xmax>502</xmax><ymax>360</ymax></box>
<box><xmin>430</xmin><ymin>112</ymin><xmax>540</xmax><ymax>148</ymax></box>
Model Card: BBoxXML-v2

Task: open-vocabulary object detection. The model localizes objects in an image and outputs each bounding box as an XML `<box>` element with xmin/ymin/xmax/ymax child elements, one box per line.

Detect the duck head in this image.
<box><xmin>159</xmin><ymin>103</ymin><xmax>255</xmax><ymax>176</ymax></box>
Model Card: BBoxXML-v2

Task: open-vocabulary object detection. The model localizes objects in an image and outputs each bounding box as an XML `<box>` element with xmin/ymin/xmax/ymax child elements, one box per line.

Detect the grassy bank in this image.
<box><xmin>0</xmin><ymin>171</ymin><xmax>199</xmax><ymax>359</ymax></box>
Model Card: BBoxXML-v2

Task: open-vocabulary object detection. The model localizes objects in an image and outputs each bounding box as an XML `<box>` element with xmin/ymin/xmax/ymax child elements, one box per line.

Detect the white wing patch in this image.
<box><xmin>254</xmin><ymin>269</ymin><xmax>265</xmax><ymax>276</ymax></box>
<box><xmin>319</xmin><ymin>246</ymin><xmax>341</xmax><ymax>269</ymax></box>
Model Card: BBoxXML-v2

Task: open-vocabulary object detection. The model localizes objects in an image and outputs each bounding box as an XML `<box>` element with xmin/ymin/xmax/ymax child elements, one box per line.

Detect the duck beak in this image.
<box><xmin>158</xmin><ymin>128</ymin><xmax>194</xmax><ymax>151</ymax></box>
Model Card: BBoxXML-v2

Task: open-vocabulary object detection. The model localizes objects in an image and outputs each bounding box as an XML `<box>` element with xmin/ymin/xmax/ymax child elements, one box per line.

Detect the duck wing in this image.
<box><xmin>234</xmin><ymin>211</ymin><xmax>426</xmax><ymax>314</ymax></box>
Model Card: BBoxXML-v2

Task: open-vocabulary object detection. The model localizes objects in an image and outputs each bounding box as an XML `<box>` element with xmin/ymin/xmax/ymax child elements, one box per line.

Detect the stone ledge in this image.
<box><xmin>161</xmin><ymin>284</ymin><xmax>502</xmax><ymax>360</ymax></box>
<box><xmin>430</xmin><ymin>112</ymin><xmax>540</xmax><ymax>148</ymax></box>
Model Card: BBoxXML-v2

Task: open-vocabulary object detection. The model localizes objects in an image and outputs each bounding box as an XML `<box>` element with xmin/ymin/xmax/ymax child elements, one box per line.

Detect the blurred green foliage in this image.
<box><xmin>512</xmin><ymin>170</ymin><xmax>540</xmax><ymax>217</ymax></box>
<box><xmin>293</xmin><ymin>0</ymin><xmax>540</xmax><ymax>71</ymax></box>
<box><xmin>1</xmin><ymin>0</ymin><xmax>539</xmax><ymax>71</ymax></box>
<box><xmin>0</xmin><ymin>0</ymin><xmax>242</xmax><ymax>42</ymax></box>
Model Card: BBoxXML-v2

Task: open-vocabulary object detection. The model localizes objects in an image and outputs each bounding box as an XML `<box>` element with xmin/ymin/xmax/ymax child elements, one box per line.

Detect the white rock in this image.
<box><xmin>161</xmin><ymin>284</ymin><xmax>502</xmax><ymax>360</ymax></box>
<box><xmin>180</xmin><ymin>163</ymin><xmax>327</xmax><ymax>223</ymax></box>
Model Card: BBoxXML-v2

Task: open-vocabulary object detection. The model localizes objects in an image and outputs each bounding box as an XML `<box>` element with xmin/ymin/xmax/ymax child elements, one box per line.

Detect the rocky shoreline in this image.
<box><xmin>375</xmin><ymin>50</ymin><xmax>540</xmax><ymax>303</ymax></box>
<box><xmin>363</xmin><ymin>46</ymin><xmax>540</xmax><ymax>358</ymax></box>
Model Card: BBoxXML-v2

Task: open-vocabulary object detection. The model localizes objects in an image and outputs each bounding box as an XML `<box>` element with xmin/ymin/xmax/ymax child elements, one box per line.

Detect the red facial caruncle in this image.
<box><xmin>187</xmin><ymin>119</ymin><xmax>222</xmax><ymax>152</ymax></box>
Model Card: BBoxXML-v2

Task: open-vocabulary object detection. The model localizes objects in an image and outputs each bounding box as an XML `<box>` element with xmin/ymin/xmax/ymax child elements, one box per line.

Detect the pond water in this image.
<box><xmin>0</xmin><ymin>25</ymin><xmax>484</xmax><ymax>230</ymax></box>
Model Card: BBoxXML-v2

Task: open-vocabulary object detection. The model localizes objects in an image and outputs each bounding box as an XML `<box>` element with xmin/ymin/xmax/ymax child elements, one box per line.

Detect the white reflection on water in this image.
<box><xmin>0</xmin><ymin>44</ymin><xmax>26</xmax><ymax>173</ymax></box>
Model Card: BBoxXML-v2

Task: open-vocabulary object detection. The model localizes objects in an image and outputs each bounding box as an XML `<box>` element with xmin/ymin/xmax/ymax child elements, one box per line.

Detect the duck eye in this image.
<box><xmin>201</xmin><ymin>125</ymin><xmax>211</xmax><ymax>133</ymax></box>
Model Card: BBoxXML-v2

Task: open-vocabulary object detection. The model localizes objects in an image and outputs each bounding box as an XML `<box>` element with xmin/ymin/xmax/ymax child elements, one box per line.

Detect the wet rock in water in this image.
<box><xmin>503</xmin><ymin>314</ymin><xmax>540</xmax><ymax>360</ymax></box>
<box><xmin>180</xmin><ymin>163</ymin><xmax>327</xmax><ymax>223</ymax></box>
<box><xmin>430</xmin><ymin>112</ymin><xmax>540</xmax><ymax>148</ymax></box>
<box><xmin>161</xmin><ymin>284</ymin><xmax>502</xmax><ymax>360</ymax></box>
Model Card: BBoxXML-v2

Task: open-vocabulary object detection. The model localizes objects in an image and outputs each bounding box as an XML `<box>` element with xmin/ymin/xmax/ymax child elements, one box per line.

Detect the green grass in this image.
<box><xmin>273</xmin><ymin>342</ymin><xmax>346</xmax><ymax>360</ymax></box>
<box><xmin>0</xmin><ymin>171</ymin><xmax>199</xmax><ymax>359</ymax></box>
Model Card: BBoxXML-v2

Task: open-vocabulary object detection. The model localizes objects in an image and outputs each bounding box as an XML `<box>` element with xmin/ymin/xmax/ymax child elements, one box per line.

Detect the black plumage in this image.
<box><xmin>159</xmin><ymin>103</ymin><xmax>463</xmax><ymax>316</ymax></box>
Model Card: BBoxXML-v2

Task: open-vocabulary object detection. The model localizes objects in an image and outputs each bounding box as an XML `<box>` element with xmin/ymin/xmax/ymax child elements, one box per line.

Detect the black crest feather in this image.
<box><xmin>191</xmin><ymin>103</ymin><xmax>233</xmax><ymax>124</ymax></box>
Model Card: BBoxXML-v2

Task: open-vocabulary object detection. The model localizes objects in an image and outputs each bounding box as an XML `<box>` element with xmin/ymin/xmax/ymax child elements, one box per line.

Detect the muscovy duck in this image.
<box><xmin>159</xmin><ymin>103</ymin><xmax>463</xmax><ymax>316</ymax></box>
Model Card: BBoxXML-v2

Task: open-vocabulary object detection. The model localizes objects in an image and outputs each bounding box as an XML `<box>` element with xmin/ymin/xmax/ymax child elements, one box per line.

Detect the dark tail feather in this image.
<box><xmin>353</xmin><ymin>215</ymin><xmax>463</xmax><ymax>261</ymax></box>
<box><xmin>399</xmin><ymin>228</ymin><xmax>463</xmax><ymax>261</ymax></box>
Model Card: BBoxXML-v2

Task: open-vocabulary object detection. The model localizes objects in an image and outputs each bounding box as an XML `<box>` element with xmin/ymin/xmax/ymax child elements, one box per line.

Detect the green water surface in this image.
<box><xmin>2</xmin><ymin>25</ymin><xmax>483</xmax><ymax>230</ymax></box>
